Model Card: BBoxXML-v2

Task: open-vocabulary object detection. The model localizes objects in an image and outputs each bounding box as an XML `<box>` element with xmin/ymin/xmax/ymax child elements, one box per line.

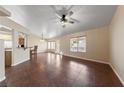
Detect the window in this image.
<box><xmin>47</xmin><ymin>41</ymin><xmax>56</xmax><ymax>49</ymax></box>
<box><xmin>48</xmin><ymin>42</ymin><xmax>51</xmax><ymax>49</ymax></box>
<box><xmin>4</xmin><ymin>40</ymin><xmax>12</xmax><ymax>48</ymax></box>
<box><xmin>78</xmin><ymin>37</ymin><xmax>86</xmax><ymax>52</ymax></box>
<box><xmin>70</xmin><ymin>38</ymin><xmax>78</xmax><ymax>52</ymax></box>
<box><xmin>70</xmin><ymin>36</ymin><xmax>86</xmax><ymax>52</ymax></box>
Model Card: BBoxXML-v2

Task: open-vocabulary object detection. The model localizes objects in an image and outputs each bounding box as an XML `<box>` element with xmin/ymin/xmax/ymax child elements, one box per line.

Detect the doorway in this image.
<box><xmin>0</xmin><ymin>25</ymin><xmax>12</xmax><ymax>67</ymax></box>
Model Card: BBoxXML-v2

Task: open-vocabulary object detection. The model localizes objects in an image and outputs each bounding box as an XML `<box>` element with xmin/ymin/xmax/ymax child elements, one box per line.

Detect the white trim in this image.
<box><xmin>0</xmin><ymin>76</ymin><xmax>6</xmax><ymax>82</ymax></box>
<box><xmin>63</xmin><ymin>54</ymin><xmax>109</xmax><ymax>65</ymax></box>
<box><xmin>12</xmin><ymin>58</ymin><xmax>30</xmax><ymax>66</ymax></box>
<box><xmin>109</xmin><ymin>63</ymin><xmax>124</xmax><ymax>86</ymax></box>
<box><xmin>0</xmin><ymin>6</ymin><xmax>11</xmax><ymax>17</ymax></box>
<box><xmin>37</xmin><ymin>48</ymin><xmax>48</xmax><ymax>53</ymax></box>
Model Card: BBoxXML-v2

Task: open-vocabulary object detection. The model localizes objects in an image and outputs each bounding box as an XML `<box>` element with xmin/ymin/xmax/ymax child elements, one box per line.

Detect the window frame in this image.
<box><xmin>70</xmin><ymin>37</ymin><xmax>78</xmax><ymax>52</ymax></box>
<box><xmin>47</xmin><ymin>41</ymin><xmax>56</xmax><ymax>50</ymax></box>
<box><xmin>70</xmin><ymin>36</ymin><xmax>86</xmax><ymax>53</ymax></box>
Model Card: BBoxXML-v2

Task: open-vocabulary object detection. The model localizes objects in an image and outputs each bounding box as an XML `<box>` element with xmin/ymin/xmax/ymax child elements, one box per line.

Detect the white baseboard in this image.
<box><xmin>12</xmin><ymin>58</ymin><xmax>30</xmax><ymax>66</ymax></box>
<box><xmin>63</xmin><ymin>54</ymin><xmax>109</xmax><ymax>65</ymax></box>
<box><xmin>109</xmin><ymin>64</ymin><xmax>124</xmax><ymax>86</ymax></box>
<box><xmin>37</xmin><ymin>51</ymin><xmax>46</xmax><ymax>53</ymax></box>
<box><xmin>0</xmin><ymin>76</ymin><xmax>6</xmax><ymax>82</ymax></box>
<box><xmin>10</xmin><ymin>52</ymin><xmax>124</xmax><ymax>86</ymax></box>
<box><xmin>63</xmin><ymin>53</ymin><xmax>124</xmax><ymax>86</ymax></box>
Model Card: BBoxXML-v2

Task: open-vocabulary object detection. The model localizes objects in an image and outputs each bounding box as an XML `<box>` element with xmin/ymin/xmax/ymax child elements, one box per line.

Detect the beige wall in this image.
<box><xmin>28</xmin><ymin>35</ymin><xmax>47</xmax><ymax>53</ymax></box>
<box><xmin>109</xmin><ymin>6</ymin><xmax>124</xmax><ymax>84</ymax></box>
<box><xmin>52</xmin><ymin>26</ymin><xmax>109</xmax><ymax>62</ymax></box>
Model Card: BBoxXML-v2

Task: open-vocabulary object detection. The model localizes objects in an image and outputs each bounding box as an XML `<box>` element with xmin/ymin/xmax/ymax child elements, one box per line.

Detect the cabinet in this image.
<box><xmin>5</xmin><ymin>49</ymin><xmax>12</xmax><ymax>67</ymax></box>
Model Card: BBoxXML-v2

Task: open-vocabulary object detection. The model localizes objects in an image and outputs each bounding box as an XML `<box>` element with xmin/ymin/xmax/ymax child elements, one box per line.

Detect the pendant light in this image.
<box><xmin>40</xmin><ymin>32</ymin><xmax>45</xmax><ymax>42</ymax></box>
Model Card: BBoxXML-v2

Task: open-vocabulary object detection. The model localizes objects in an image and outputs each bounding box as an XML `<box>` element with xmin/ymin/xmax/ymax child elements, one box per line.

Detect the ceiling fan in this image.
<box><xmin>51</xmin><ymin>5</ymin><xmax>79</xmax><ymax>28</ymax></box>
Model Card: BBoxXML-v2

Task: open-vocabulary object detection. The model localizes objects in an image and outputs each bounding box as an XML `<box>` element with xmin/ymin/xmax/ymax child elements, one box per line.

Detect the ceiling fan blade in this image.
<box><xmin>50</xmin><ymin>5</ymin><xmax>62</xmax><ymax>18</ymax></box>
<box><xmin>67</xmin><ymin>5</ymin><xmax>73</xmax><ymax>12</ymax></box>
<box><xmin>70</xmin><ymin>18</ymin><xmax>80</xmax><ymax>23</ymax></box>
<box><xmin>66</xmin><ymin>11</ymin><xmax>73</xmax><ymax>17</ymax></box>
<box><xmin>69</xmin><ymin>21</ymin><xmax>74</xmax><ymax>24</ymax></box>
<box><xmin>50</xmin><ymin>19</ymin><xmax>60</xmax><ymax>23</ymax></box>
<box><xmin>55</xmin><ymin>13</ymin><xmax>62</xmax><ymax>19</ymax></box>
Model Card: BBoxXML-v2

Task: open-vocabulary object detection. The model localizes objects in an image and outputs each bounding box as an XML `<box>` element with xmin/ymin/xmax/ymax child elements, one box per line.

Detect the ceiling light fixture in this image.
<box><xmin>40</xmin><ymin>32</ymin><xmax>45</xmax><ymax>42</ymax></box>
<box><xmin>51</xmin><ymin>5</ymin><xmax>79</xmax><ymax>28</ymax></box>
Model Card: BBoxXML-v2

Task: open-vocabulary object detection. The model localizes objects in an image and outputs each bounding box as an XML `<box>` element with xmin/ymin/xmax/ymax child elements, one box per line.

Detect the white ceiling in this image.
<box><xmin>2</xmin><ymin>5</ymin><xmax>117</xmax><ymax>39</ymax></box>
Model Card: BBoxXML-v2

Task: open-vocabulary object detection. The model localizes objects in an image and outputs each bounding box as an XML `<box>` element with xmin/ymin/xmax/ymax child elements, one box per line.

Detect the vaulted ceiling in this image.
<box><xmin>2</xmin><ymin>5</ymin><xmax>117</xmax><ymax>39</ymax></box>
